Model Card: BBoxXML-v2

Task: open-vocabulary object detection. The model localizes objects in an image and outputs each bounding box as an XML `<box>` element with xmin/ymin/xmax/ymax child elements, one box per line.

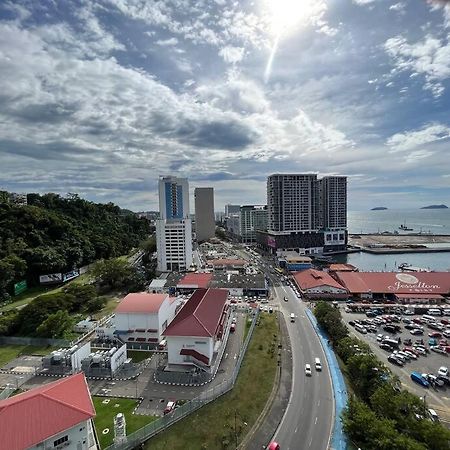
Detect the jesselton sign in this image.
<box><xmin>387</xmin><ymin>273</ymin><xmax>440</xmax><ymax>293</ymax></box>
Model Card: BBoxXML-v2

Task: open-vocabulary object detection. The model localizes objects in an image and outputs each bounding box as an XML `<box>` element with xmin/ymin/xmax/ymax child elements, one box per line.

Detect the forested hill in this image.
<box><xmin>0</xmin><ymin>192</ymin><xmax>150</xmax><ymax>296</ymax></box>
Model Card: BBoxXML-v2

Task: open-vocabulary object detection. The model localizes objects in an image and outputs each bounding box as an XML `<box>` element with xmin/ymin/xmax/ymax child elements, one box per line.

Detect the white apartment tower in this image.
<box><xmin>156</xmin><ymin>176</ymin><xmax>193</xmax><ymax>272</ymax></box>
<box><xmin>194</xmin><ymin>187</ymin><xmax>215</xmax><ymax>242</ymax></box>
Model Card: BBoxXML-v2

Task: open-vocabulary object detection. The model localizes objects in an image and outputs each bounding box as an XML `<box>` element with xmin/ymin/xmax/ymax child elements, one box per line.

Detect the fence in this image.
<box><xmin>0</xmin><ymin>335</ymin><xmax>70</xmax><ymax>347</ymax></box>
<box><xmin>105</xmin><ymin>310</ymin><xmax>259</xmax><ymax>450</ymax></box>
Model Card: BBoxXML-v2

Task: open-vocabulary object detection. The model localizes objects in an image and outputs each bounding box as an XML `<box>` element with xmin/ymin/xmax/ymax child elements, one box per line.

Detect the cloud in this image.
<box><xmin>155</xmin><ymin>37</ymin><xmax>179</xmax><ymax>46</ymax></box>
<box><xmin>219</xmin><ymin>46</ymin><xmax>245</xmax><ymax>64</ymax></box>
<box><xmin>386</xmin><ymin>123</ymin><xmax>450</xmax><ymax>152</ymax></box>
<box><xmin>384</xmin><ymin>34</ymin><xmax>450</xmax><ymax>97</ymax></box>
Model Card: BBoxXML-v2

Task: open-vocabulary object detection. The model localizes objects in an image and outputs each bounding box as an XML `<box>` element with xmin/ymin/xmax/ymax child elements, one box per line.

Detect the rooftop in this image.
<box><xmin>115</xmin><ymin>292</ymin><xmax>168</xmax><ymax>314</ymax></box>
<box><xmin>210</xmin><ymin>271</ymin><xmax>267</xmax><ymax>289</ymax></box>
<box><xmin>177</xmin><ymin>272</ymin><xmax>213</xmax><ymax>289</ymax></box>
<box><xmin>0</xmin><ymin>373</ymin><xmax>95</xmax><ymax>450</ymax></box>
<box><xmin>208</xmin><ymin>258</ymin><xmax>247</xmax><ymax>267</ymax></box>
<box><xmin>293</xmin><ymin>269</ymin><xmax>347</xmax><ymax>291</ymax></box>
<box><xmin>163</xmin><ymin>288</ymin><xmax>228</xmax><ymax>337</ymax></box>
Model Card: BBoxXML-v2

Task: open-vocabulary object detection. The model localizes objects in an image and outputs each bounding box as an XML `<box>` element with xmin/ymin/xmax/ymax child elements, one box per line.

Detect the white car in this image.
<box><xmin>376</xmin><ymin>334</ymin><xmax>384</xmax><ymax>342</ymax></box>
<box><xmin>438</xmin><ymin>366</ymin><xmax>449</xmax><ymax>377</ymax></box>
<box><xmin>443</xmin><ymin>329</ymin><xmax>450</xmax><ymax>338</ymax></box>
<box><xmin>414</xmin><ymin>346</ymin><xmax>427</xmax><ymax>356</ymax></box>
<box><xmin>305</xmin><ymin>364</ymin><xmax>312</xmax><ymax>376</ymax></box>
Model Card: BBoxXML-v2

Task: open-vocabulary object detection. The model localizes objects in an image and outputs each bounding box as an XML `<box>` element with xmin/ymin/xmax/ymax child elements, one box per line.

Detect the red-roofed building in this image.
<box><xmin>163</xmin><ymin>288</ymin><xmax>229</xmax><ymax>370</ymax></box>
<box><xmin>334</xmin><ymin>271</ymin><xmax>450</xmax><ymax>303</ymax></box>
<box><xmin>177</xmin><ymin>272</ymin><xmax>213</xmax><ymax>290</ymax></box>
<box><xmin>115</xmin><ymin>292</ymin><xmax>181</xmax><ymax>349</ymax></box>
<box><xmin>293</xmin><ymin>269</ymin><xmax>348</xmax><ymax>299</ymax></box>
<box><xmin>0</xmin><ymin>373</ymin><xmax>97</xmax><ymax>450</ymax></box>
<box><xmin>207</xmin><ymin>258</ymin><xmax>247</xmax><ymax>272</ymax></box>
<box><xmin>328</xmin><ymin>263</ymin><xmax>358</xmax><ymax>272</ymax></box>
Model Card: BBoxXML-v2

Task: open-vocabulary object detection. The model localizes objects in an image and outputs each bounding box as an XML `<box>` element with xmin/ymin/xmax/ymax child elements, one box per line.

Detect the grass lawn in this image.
<box><xmin>0</xmin><ymin>344</ymin><xmax>58</xmax><ymax>367</ymax></box>
<box><xmin>0</xmin><ymin>286</ymin><xmax>62</xmax><ymax>312</ymax></box>
<box><xmin>127</xmin><ymin>350</ymin><xmax>152</xmax><ymax>363</ymax></box>
<box><xmin>145</xmin><ymin>313</ymin><xmax>279</xmax><ymax>450</ymax></box>
<box><xmin>92</xmin><ymin>397</ymin><xmax>157</xmax><ymax>449</ymax></box>
<box><xmin>92</xmin><ymin>295</ymin><xmax>121</xmax><ymax>320</ymax></box>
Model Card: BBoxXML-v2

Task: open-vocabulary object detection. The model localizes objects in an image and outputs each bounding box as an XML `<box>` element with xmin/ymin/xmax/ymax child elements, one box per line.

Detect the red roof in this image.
<box><xmin>0</xmin><ymin>373</ymin><xmax>95</xmax><ymax>450</ymax></box>
<box><xmin>116</xmin><ymin>293</ymin><xmax>167</xmax><ymax>314</ymax></box>
<box><xmin>328</xmin><ymin>263</ymin><xmax>358</xmax><ymax>272</ymax></box>
<box><xmin>335</xmin><ymin>272</ymin><xmax>450</xmax><ymax>295</ymax></box>
<box><xmin>164</xmin><ymin>288</ymin><xmax>228</xmax><ymax>337</ymax></box>
<box><xmin>395</xmin><ymin>293</ymin><xmax>444</xmax><ymax>299</ymax></box>
<box><xmin>293</xmin><ymin>269</ymin><xmax>347</xmax><ymax>291</ymax></box>
<box><xmin>177</xmin><ymin>272</ymin><xmax>213</xmax><ymax>289</ymax></box>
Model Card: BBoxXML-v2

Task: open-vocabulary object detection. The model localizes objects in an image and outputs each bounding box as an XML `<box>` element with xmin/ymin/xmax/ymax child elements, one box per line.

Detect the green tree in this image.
<box><xmin>64</xmin><ymin>283</ymin><xmax>98</xmax><ymax>311</ymax></box>
<box><xmin>36</xmin><ymin>310</ymin><xmax>74</xmax><ymax>338</ymax></box>
<box><xmin>92</xmin><ymin>258</ymin><xmax>134</xmax><ymax>288</ymax></box>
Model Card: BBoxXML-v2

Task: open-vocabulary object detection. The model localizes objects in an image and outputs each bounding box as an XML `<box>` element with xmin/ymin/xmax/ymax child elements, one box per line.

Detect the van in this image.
<box><xmin>290</xmin><ymin>313</ymin><xmax>295</xmax><ymax>323</ymax></box>
<box><xmin>428</xmin><ymin>309</ymin><xmax>442</xmax><ymax>316</ymax></box>
<box><xmin>315</xmin><ymin>358</ymin><xmax>322</xmax><ymax>371</ymax></box>
<box><xmin>428</xmin><ymin>408</ymin><xmax>440</xmax><ymax>422</ymax></box>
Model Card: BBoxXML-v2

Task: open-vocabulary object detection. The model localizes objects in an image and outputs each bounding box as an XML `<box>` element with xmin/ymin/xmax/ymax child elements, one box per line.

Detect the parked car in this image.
<box><xmin>414</xmin><ymin>346</ymin><xmax>427</xmax><ymax>356</ymax></box>
<box><xmin>428</xmin><ymin>332</ymin><xmax>442</xmax><ymax>338</ymax></box>
<box><xmin>405</xmin><ymin>324</ymin><xmax>416</xmax><ymax>330</ymax></box>
<box><xmin>377</xmin><ymin>334</ymin><xmax>384</xmax><ymax>342</ymax></box>
<box><xmin>438</xmin><ymin>366</ymin><xmax>449</xmax><ymax>377</ymax></box>
<box><xmin>428</xmin><ymin>338</ymin><xmax>438</xmax><ymax>346</ymax></box>
<box><xmin>430</xmin><ymin>346</ymin><xmax>447</xmax><ymax>355</ymax></box>
<box><xmin>443</xmin><ymin>329</ymin><xmax>450</xmax><ymax>338</ymax></box>
<box><xmin>428</xmin><ymin>408</ymin><xmax>440</xmax><ymax>422</ymax></box>
<box><xmin>411</xmin><ymin>329</ymin><xmax>424</xmax><ymax>335</ymax></box>
<box><xmin>380</xmin><ymin>343</ymin><xmax>393</xmax><ymax>351</ymax></box>
<box><xmin>349</xmin><ymin>320</ymin><xmax>355</xmax><ymax>327</ymax></box>
<box><xmin>268</xmin><ymin>442</ymin><xmax>280</xmax><ymax>450</ymax></box>
<box><xmin>403</xmin><ymin>350</ymin><xmax>418</xmax><ymax>360</ymax></box>
<box><xmin>439</xmin><ymin>339</ymin><xmax>449</xmax><ymax>346</ymax></box>
<box><xmin>402</xmin><ymin>318</ymin><xmax>412</xmax><ymax>324</ymax></box>
<box><xmin>230</xmin><ymin>323</ymin><xmax>236</xmax><ymax>332</ymax></box>
<box><xmin>164</xmin><ymin>400</ymin><xmax>177</xmax><ymax>415</ymax></box>
<box><xmin>403</xmin><ymin>338</ymin><xmax>412</xmax><ymax>346</ymax></box>
<box><xmin>411</xmin><ymin>372</ymin><xmax>430</xmax><ymax>388</ymax></box>
<box><xmin>427</xmin><ymin>375</ymin><xmax>445</xmax><ymax>387</ymax></box>
<box><xmin>388</xmin><ymin>355</ymin><xmax>403</xmax><ymax>366</ymax></box>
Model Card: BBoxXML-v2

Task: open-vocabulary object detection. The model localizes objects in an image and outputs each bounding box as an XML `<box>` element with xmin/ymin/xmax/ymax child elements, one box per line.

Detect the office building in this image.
<box><xmin>228</xmin><ymin>205</ymin><xmax>268</xmax><ymax>243</ymax></box>
<box><xmin>156</xmin><ymin>176</ymin><xmax>193</xmax><ymax>272</ymax></box>
<box><xmin>224</xmin><ymin>204</ymin><xmax>240</xmax><ymax>216</ymax></box>
<box><xmin>257</xmin><ymin>173</ymin><xmax>347</xmax><ymax>255</ymax></box>
<box><xmin>194</xmin><ymin>187</ymin><xmax>215</xmax><ymax>242</ymax></box>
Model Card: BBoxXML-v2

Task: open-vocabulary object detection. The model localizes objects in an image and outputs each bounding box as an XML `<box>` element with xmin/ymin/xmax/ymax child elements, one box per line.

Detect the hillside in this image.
<box><xmin>420</xmin><ymin>204</ymin><xmax>448</xmax><ymax>209</ymax></box>
<box><xmin>0</xmin><ymin>192</ymin><xmax>150</xmax><ymax>300</ymax></box>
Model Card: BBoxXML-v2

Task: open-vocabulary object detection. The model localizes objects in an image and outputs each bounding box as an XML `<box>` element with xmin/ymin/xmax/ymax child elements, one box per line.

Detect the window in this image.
<box><xmin>54</xmin><ymin>436</ymin><xmax>68</xmax><ymax>447</ymax></box>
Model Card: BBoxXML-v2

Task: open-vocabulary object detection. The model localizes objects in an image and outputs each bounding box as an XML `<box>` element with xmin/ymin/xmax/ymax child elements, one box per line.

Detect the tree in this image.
<box><xmin>64</xmin><ymin>283</ymin><xmax>98</xmax><ymax>311</ymax></box>
<box><xmin>36</xmin><ymin>310</ymin><xmax>74</xmax><ymax>338</ymax></box>
<box><xmin>92</xmin><ymin>258</ymin><xmax>135</xmax><ymax>288</ymax></box>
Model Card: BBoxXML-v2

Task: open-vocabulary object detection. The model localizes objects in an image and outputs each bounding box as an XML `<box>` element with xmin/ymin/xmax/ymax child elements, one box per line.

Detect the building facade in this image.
<box><xmin>156</xmin><ymin>176</ymin><xmax>193</xmax><ymax>272</ymax></box>
<box><xmin>259</xmin><ymin>173</ymin><xmax>347</xmax><ymax>255</ymax></box>
<box><xmin>226</xmin><ymin>205</ymin><xmax>268</xmax><ymax>243</ymax></box>
<box><xmin>194</xmin><ymin>187</ymin><xmax>215</xmax><ymax>242</ymax></box>
<box><xmin>224</xmin><ymin>204</ymin><xmax>240</xmax><ymax>216</ymax></box>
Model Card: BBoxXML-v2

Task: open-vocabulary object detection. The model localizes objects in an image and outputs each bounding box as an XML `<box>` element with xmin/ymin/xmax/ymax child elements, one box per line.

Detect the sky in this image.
<box><xmin>0</xmin><ymin>0</ymin><xmax>449</xmax><ymax>212</ymax></box>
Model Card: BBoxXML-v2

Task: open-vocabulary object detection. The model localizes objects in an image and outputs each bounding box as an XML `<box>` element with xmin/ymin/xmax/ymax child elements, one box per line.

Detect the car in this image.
<box><xmin>403</xmin><ymin>338</ymin><xmax>412</xmax><ymax>346</ymax></box>
<box><xmin>443</xmin><ymin>329</ymin><xmax>450</xmax><ymax>338</ymax></box>
<box><xmin>428</xmin><ymin>409</ymin><xmax>440</xmax><ymax>422</ymax></box>
<box><xmin>388</xmin><ymin>355</ymin><xmax>403</xmax><ymax>366</ymax></box>
<box><xmin>428</xmin><ymin>332</ymin><xmax>442</xmax><ymax>338</ymax></box>
<box><xmin>404</xmin><ymin>309</ymin><xmax>414</xmax><ymax>315</ymax></box>
<box><xmin>428</xmin><ymin>338</ymin><xmax>438</xmax><ymax>346</ymax></box>
<box><xmin>269</xmin><ymin>307</ymin><xmax>273</xmax><ymax>314</ymax></box>
<box><xmin>438</xmin><ymin>366</ymin><xmax>449</xmax><ymax>377</ymax></box>
<box><xmin>405</xmin><ymin>324</ymin><xmax>416</xmax><ymax>330</ymax></box>
<box><xmin>402</xmin><ymin>318</ymin><xmax>412</xmax><ymax>324</ymax></box>
<box><xmin>230</xmin><ymin>323</ymin><xmax>236</xmax><ymax>332</ymax></box>
<box><xmin>268</xmin><ymin>442</ymin><xmax>281</xmax><ymax>450</ymax></box>
<box><xmin>393</xmin><ymin>352</ymin><xmax>408</xmax><ymax>363</ymax></box>
<box><xmin>349</xmin><ymin>320</ymin><xmax>355</xmax><ymax>327</ymax></box>
<box><xmin>430</xmin><ymin>346</ymin><xmax>447</xmax><ymax>355</ymax></box>
<box><xmin>305</xmin><ymin>364</ymin><xmax>312</xmax><ymax>376</ymax></box>
<box><xmin>414</xmin><ymin>346</ymin><xmax>427</xmax><ymax>356</ymax></box>
<box><xmin>377</xmin><ymin>334</ymin><xmax>384</xmax><ymax>342</ymax></box>
<box><xmin>380</xmin><ymin>343</ymin><xmax>393</xmax><ymax>351</ymax></box>
<box><xmin>164</xmin><ymin>400</ymin><xmax>176</xmax><ymax>415</ymax></box>
<box><xmin>232</xmin><ymin>317</ymin><xmax>237</xmax><ymax>324</ymax></box>
<box><xmin>283</xmin><ymin>296</ymin><xmax>288</xmax><ymax>302</ymax></box>
<box><xmin>410</xmin><ymin>328</ymin><xmax>424</xmax><ymax>335</ymax></box>
<box><xmin>411</xmin><ymin>372</ymin><xmax>430</xmax><ymax>388</ymax></box>
<box><xmin>427</xmin><ymin>375</ymin><xmax>445</xmax><ymax>387</ymax></box>
<box><xmin>403</xmin><ymin>350</ymin><xmax>418</xmax><ymax>360</ymax></box>
<box><xmin>437</xmin><ymin>375</ymin><xmax>450</xmax><ymax>386</ymax></box>
<box><xmin>439</xmin><ymin>339</ymin><xmax>449</xmax><ymax>346</ymax></box>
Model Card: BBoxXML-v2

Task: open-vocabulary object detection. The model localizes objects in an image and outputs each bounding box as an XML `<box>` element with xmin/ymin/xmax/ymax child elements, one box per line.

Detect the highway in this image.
<box><xmin>238</xmin><ymin>247</ymin><xmax>334</xmax><ymax>450</ymax></box>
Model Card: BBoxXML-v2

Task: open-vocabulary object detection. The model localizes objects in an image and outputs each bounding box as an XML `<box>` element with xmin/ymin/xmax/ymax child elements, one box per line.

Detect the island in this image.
<box><xmin>421</xmin><ymin>204</ymin><xmax>448</xmax><ymax>209</ymax></box>
<box><xmin>371</xmin><ymin>207</ymin><xmax>388</xmax><ymax>211</ymax></box>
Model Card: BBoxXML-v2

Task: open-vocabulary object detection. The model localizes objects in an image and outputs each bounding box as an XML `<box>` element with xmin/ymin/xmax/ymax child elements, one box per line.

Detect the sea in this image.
<box><xmin>334</xmin><ymin>208</ymin><xmax>450</xmax><ymax>272</ymax></box>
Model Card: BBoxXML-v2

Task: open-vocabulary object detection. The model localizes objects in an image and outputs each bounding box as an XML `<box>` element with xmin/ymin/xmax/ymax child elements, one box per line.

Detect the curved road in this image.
<box><xmin>238</xmin><ymin>248</ymin><xmax>334</xmax><ymax>450</ymax></box>
<box><xmin>272</xmin><ymin>283</ymin><xmax>334</xmax><ymax>450</ymax></box>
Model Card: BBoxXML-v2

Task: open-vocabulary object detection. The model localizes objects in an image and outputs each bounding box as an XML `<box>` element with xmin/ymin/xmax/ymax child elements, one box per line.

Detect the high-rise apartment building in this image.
<box><xmin>156</xmin><ymin>176</ymin><xmax>193</xmax><ymax>272</ymax></box>
<box><xmin>258</xmin><ymin>173</ymin><xmax>347</xmax><ymax>255</ymax></box>
<box><xmin>194</xmin><ymin>187</ymin><xmax>215</xmax><ymax>242</ymax></box>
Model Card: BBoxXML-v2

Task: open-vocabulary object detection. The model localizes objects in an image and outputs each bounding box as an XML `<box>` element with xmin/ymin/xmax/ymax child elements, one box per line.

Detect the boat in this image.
<box><xmin>399</xmin><ymin>222</ymin><xmax>413</xmax><ymax>231</ymax></box>
<box><xmin>398</xmin><ymin>263</ymin><xmax>431</xmax><ymax>272</ymax></box>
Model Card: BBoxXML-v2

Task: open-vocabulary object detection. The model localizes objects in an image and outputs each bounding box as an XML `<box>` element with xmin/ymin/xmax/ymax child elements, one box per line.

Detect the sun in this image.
<box><xmin>264</xmin><ymin>0</ymin><xmax>318</xmax><ymax>37</ymax></box>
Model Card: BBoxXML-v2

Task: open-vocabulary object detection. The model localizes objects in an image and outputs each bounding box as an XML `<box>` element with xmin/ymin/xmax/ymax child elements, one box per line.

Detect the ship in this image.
<box><xmin>399</xmin><ymin>222</ymin><xmax>413</xmax><ymax>231</ymax></box>
<box><xmin>398</xmin><ymin>263</ymin><xmax>431</xmax><ymax>272</ymax></box>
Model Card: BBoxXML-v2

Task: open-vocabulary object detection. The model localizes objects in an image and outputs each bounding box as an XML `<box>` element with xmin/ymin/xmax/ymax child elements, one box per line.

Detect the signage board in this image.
<box><xmin>14</xmin><ymin>280</ymin><xmax>27</xmax><ymax>296</ymax></box>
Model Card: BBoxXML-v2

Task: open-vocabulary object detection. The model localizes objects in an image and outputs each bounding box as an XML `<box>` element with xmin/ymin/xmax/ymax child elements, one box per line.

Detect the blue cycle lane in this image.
<box><xmin>306</xmin><ymin>309</ymin><xmax>348</xmax><ymax>450</ymax></box>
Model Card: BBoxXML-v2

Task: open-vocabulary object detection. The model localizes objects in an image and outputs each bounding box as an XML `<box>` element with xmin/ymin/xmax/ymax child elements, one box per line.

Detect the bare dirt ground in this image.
<box><xmin>349</xmin><ymin>234</ymin><xmax>450</xmax><ymax>248</ymax></box>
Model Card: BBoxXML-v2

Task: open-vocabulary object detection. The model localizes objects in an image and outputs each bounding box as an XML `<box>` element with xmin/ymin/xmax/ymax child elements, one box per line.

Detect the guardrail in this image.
<box><xmin>104</xmin><ymin>311</ymin><xmax>259</xmax><ymax>450</ymax></box>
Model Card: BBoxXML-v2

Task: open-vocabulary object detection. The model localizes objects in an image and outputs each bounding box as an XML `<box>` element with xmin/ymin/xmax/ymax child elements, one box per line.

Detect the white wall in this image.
<box><xmin>306</xmin><ymin>285</ymin><xmax>347</xmax><ymax>294</ymax></box>
<box><xmin>167</xmin><ymin>336</ymin><xmax>213</xmax><ymax>366</ymax></box>
<box><xmin>29</xmin><ymin>420</ymin><xmax>92</xmax><ymax>450</ymax></box>
<box><xmin>70</xmin><ymin>342</ymin><xmax>91</xmax><ymax>372</ymax></box>
<box><xmin>110</xmin><ymin>344</ymin><xmax>127</xmax><ymax>374</ymax></box>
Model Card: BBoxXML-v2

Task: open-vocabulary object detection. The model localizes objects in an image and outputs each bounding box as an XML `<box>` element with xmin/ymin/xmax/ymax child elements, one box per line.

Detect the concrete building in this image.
<box><xmin>114</xmin><ymin>292</ymin><xmax>181</xmax><ymax>348</ymax></box>
<box><xmin>194</xmin><ymin>187</ymin><xmax>215</xmax><ymax>242</ymax></box>
<box><xmin>156</xmin><ymin>176</ymin><xmax>193</xmax><ymax>272</ymax></box>
<box><xmin>163</xmin><ymin>288</ymin><xmax>229</xmax><ymax>371</ymax></box>
<box><xmin>225</xmin><ymin>205</ymin><xmax>268</xmax><ymax>243</ymax></box>
<box><xmin>0</xmin><ymin>373</ymin><xmax>97</xmax><ymax>450</ymax></box>
<box><xmin>292</xmin><ymin>269</ymin><xmax>348</xmax><ymax>299</ymax></box>
<box><xmin>225</xmin><ymin>204</ymin><xmax>240</xmax><ymax>217</ymax></box>
<box><xmin>278</xmin><ymin>252</ymin><xmax>312</xmax><ymax>271</ymax></box>
<box><xmin>257</xmin><ymin>173</ymin><xmax>347</xmax><ymax>255</ymax></box>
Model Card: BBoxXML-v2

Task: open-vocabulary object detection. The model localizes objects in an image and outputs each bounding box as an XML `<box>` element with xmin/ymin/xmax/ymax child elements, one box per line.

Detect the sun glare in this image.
<box><xmin>265</xmin><ymin>0</ymin><xmax>317</xmax><ymax>36</ymax></box>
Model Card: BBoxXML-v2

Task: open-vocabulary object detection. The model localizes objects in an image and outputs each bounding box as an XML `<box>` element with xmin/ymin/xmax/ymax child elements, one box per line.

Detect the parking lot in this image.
<box><xmin>341</xmin><ymin>308</ymin><xmax>450</xmax><ymax>423</ymax></box>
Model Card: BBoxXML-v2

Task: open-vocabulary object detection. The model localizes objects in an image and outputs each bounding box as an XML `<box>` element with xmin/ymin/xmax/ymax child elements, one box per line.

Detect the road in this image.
<box><xmin>237</xmin><ymin>247</ymin><xmax>334</xmax><ymax>450</ymax></box>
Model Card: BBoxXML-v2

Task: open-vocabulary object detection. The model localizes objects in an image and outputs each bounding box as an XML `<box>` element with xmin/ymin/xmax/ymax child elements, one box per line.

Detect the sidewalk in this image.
<box><xmin>245</xmin><ymin>312</ymin><xmax>293</xmax><ymax>449</ymax></box>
